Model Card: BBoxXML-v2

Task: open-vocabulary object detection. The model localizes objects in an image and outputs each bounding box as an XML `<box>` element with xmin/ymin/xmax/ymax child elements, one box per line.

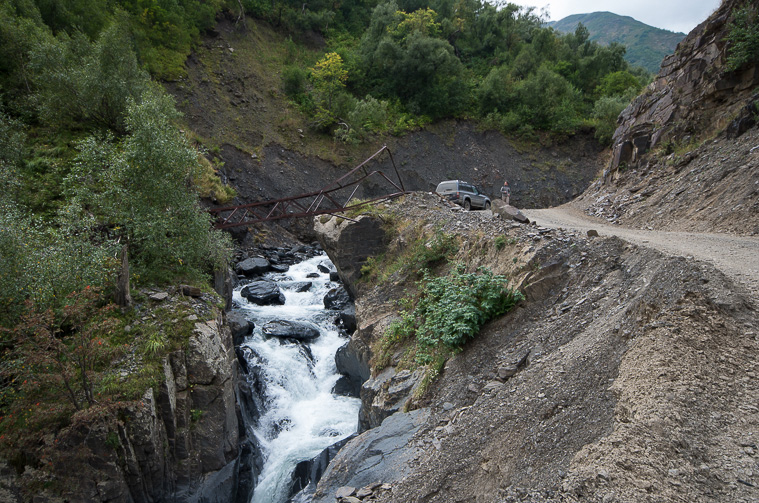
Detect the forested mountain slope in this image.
<box><xmin>549</xmin><ymin>12</ymin><xmax>685</xmax><ymax>73</ymax></box>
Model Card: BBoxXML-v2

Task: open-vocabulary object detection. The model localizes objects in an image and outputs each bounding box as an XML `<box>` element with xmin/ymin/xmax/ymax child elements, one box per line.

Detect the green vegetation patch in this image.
<box><xmin>361</xmin><ymin>226</ymin><xmax>458</xmax><ymax>285</ymax></box>
<box><xmin>375</xmin><ymin>265</ymin><xmax>523</xmax><ymax>378</ymax></box>
<box><xmin>726</xmin><ymin>3</ymin><xmax>759</xmax><ymax>72</ymax></box>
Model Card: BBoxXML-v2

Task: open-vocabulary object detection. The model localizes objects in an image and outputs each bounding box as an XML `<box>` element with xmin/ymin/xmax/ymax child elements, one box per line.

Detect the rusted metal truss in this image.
<box><xmin>209</xmin><ymin>145</ymin><xmax>406</xmax><ymax>229</ymax></box>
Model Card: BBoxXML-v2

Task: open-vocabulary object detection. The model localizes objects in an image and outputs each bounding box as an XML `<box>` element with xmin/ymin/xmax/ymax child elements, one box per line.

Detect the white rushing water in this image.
<box><xmin>233</xmin><ymin>254</ymin><xmax>361</xmax><ymax>503</ymax></box>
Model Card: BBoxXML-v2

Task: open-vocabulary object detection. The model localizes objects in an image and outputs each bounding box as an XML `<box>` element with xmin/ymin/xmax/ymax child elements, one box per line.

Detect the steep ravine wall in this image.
<box><xmin>608</xmin><ymin>0</ymin><xmax>759</xmax><ymax>177</ymax></box>
<box><xmin>9</xmin><ymin>305</ymin><xmax>253</xmax><ymax>503</ymax></box>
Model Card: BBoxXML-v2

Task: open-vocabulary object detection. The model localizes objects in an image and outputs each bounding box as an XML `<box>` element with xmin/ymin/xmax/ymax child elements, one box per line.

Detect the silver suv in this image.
<box><xmin>435</xmin><ymin>180</ymin><xmax>491</xmax><ymax>211</ymax></box>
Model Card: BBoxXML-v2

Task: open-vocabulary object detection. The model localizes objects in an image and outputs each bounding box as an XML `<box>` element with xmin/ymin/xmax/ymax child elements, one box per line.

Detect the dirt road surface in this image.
<box><xmin>524</xmin><ymin>206</ymin><xmax>759</xmax><ymax>297</ymax></box>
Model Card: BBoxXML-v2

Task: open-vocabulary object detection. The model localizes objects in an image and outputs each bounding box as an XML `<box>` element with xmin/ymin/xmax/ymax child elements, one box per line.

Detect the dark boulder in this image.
<box><xmin>271</xmin><ymin>264</ymin><xmax>290</xmax><ymax>273</ymax></box>
<box><xmin>329</xmin><ymin>271</ymin><xmax>340</xmax><ymax>282</ymax></box>
<box><xmin>332</xmin><ymin>375</ymin><xmax>359</xmax><ymax>397</ymax></box>
<box><xmin>317</xmin><ymin>263</ymin><xmax>332</xmax><ymax>274</ymax></box>
<box><xmin>334</xmin><ymin>305</ymin><xmax>356</xmax><ymax>334</ymax></box>
<box><xmin>282</xmin><ymin>281</ymin><xmax>313</xmax><ymax>293</ymax></box>
<box><xmin>226</xmin><ymin>311</ymin><xmax>253</xmax><ymax>346</ymax></box>
<box><xmin>306</xmin><ymin>272</ymin><xmax>320</xmax><ymax>279</ymax></box>
<box><xmin>262</xmin><ymin>320</ymin><xmax>320</xmax><ymax>341</ymax></box>
<box><xmin>289</xmin><ymin>435</ymin><xmax>355</xmax><ymax>502</ymax></box>
<box><xmin>240</xmin><ymin>281</ymin><xmax>285</xmax><ymax>306</ymax></box>
<box><xmin>236</xmin><ymin>257</ymin><xmax>271</xmax><ymax>277</ymax></box>
<box><xmin>324</xmin><ymin>286</ymin><xmax>351</xmax><ymax>310</ymax></box>
<box><xmin>334</xmin><ymin>340</ymin><xmax>369</xmax><ymax>397</ymax></box>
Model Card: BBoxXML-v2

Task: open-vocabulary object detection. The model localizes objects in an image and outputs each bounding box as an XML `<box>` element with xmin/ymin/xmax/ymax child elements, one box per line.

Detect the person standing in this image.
<box><xmin>500</xmin><ymin>181</ymin><xmax>511</xmax><ymax>205</ymax></box>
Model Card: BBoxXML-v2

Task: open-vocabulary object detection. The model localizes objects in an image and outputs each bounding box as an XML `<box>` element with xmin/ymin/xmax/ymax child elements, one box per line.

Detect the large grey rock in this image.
<box><xmin>240</xmin><ymin>281</ymin><xmax>285</xmax><ymax>306</ymax></box>
<box><xmin>235</xmin><ymin>257</ymin><xmax>271</xmax><ymax>277</ymax></box>
<box><xmin>262</xmin><ymin>320</ymin><xmax>321</xmax><ymax>341</ymax></box>
<box><xmin>359</xmin><ymin>368</ymin><xmax>424</xmax><ymax>432</ymax></box>
<box><xmin>313</xmin><ymin>215</ymin><xmax>389</xmax><ymax>297</ymax></box>
<box><xmin>492</xmin><ymin>200</ymin><xmax>529</xmax><ymax>223</ymax></box>
<box><xmin>310</xmin><ymin>409</ymin><xmax>430</xmax><ymax>503</ymax></box>
<box><xmin>226</xmin><ymin>311</ymin><xmax>253</xmax><ymax>346</ymax></box>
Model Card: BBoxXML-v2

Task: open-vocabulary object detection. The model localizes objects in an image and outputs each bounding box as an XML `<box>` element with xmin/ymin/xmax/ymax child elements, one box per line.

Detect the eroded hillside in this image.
<box><xmin>311</xmin><ymin>192</ymin><xmax>759</xmax><ymax>503</ymax></box>
<box><xmin>167</xmin><ymin>18</ymin><xmax>605</xmax><ymax>215</ymax></box>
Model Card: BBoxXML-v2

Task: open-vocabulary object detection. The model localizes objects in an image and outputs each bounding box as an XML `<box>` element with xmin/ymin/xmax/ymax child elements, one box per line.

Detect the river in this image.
<box><xmin>232</xmin><ymin>254</ymin><xmax>361</xmax><ymax>503</ymax></box>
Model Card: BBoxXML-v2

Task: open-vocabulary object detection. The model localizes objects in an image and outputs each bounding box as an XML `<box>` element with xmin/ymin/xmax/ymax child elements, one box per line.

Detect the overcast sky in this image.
<box><xmin>506</xmin><ymin>0</ymin><xmax>722</xmax><ymax>34</ymax></box>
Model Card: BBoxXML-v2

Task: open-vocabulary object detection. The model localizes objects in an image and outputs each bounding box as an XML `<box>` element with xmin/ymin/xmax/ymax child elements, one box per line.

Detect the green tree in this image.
<box><xmin>311</xmin><ymin>52</ymin><xmax>349</xmax><ymax>112</ymax></box>
<box><xmin>69</xmin><ymin>87</ymin><xmax>232</xmax><ymax>282</ymax></box>
<box><xmin>31</xmin><ymin>17</ymin><xmax>149</xmax><ymax>132</ymax></box>
<box><xmin>596</xmin><ymin>70</ymin><xmax>643</xmax><ymax>97</ymax></box>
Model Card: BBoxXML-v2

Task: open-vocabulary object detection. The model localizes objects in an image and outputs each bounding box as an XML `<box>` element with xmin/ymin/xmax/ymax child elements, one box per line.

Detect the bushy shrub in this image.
<box><xmin>383</xmin><ymin>265</ymin><xmax>524</xmax><ymax>365</ymax></box>
<box><xmin>726</xmin><ymin>3</ymin><xmax>759</xmax><ymax>71</ymax></box>
<box><xmin>282</xmin><ymin>65</ymin><xmax>309</xmax><ymax>98</ymax></box>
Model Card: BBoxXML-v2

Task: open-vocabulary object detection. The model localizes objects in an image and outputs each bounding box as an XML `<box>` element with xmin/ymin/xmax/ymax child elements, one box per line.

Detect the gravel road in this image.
<box><xmin>524</xmin><ymin>206</ymin><xmax>759</xmax><ymax>297</ymax></box>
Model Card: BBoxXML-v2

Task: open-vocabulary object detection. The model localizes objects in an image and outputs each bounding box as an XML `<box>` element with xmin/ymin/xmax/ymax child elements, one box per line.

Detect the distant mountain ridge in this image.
<box><xmin>547</xmin><ymin>11</ymin><xmax>685</xmax><ymax>73</ymax></box>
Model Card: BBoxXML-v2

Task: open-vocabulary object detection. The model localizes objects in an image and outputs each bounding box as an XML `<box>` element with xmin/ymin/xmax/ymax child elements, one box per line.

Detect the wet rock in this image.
<box><xmin>271</xmin><ymin>264</ymin><xmax>290</xmax><ymax>273</ymax></box>
<box><xmin>240</xmin><ymin>281</ymin><xmax>285</xmax><ymax>306</ymax></box>
<box><xmin>324</xmin><ymin>286</ymin><xmax>351</xmax><ymax>310</ymax></box>
<box><xmin>226</xmin><ymin>311</ymin><xmax>253</xmax><ymax>346</ymax></box>
<box><xmin>335</xmin><ymin>340</ymin><xmax>370</xmax><ymax>398</ymax></box>
<box><xmin>282</xmin><ymin>281</ymin><xmax>313</xmax><ymax>292</ymax></box>
<box><xmin>236</xmin><ymin>257</ymin><xmax>271</xmax><ymax>277</ymax></box>
<box><xmin>262</xmin><ymin>320</ymin><xmax>320</xmax><ymax>341</ymax></box>
<box><xmin>290</xmin><ymin>437</ymin><xmax>355</xmax><ymax>501</ymax></box>
<box><xmin>334</xmin><ymin>309</ymin><xmax>357</xmax><ymax>334</ymax></box>
<box><xmin>332</xmin><ymin>375</ymin><xmax>359</xmax><ymax>397</ymax></box>
<box><xmin>311</xmin><ymin>409</ymin><xmax>430</xmax><ymax>503</ymax></box>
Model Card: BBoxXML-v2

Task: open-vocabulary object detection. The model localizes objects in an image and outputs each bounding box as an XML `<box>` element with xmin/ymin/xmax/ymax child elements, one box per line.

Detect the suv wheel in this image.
<box><xmin>485</xmin><ymin>201</ymin><xmax>491</xmax><ymax>210</ymax></box>
<box><xmin>463</xmin><ymin>199</ymin><xmax>471</xmax><ymax>211</ymax></box>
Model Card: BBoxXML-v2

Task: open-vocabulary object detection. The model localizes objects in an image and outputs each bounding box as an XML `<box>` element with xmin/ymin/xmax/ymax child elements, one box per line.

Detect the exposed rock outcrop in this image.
<box><xmin>608</xmin><ymin>0</ymin><xmax>759</xmax><ymax>178</ymax></box>
<box><xmin>24</xmin><ymin>309</ymin><xmax>253</xmax><ymax>503</ymax></box>
<box><xmin>310</xmin><ymin>409</ymin><xmax>430</xmax><ymax>503</ymax></box>
<box><xmin>313</xmin><ymin>215</ymin><xmax>389</xmax><ymax>298</ymax></box>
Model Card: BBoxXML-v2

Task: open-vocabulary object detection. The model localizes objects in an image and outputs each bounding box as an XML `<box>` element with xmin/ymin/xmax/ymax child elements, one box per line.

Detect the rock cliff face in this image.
<box><xmin>572</xmin><ymin>0</ymin><xmax>759</xmax><ymax>237</ymax></box>
<box><xmin>26</xmin><ymin>309</ymin><xmax>252</xmax><ymax>503</ymax></box>
<box><xmin>608</xmin><ymin>0</ymin><xmax>759</xmax><ymax>177</ymax></box>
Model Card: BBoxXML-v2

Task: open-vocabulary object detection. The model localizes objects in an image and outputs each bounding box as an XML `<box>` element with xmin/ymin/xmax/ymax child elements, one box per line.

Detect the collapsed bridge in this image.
<box><xmin>209</xmin><ymin>146</ymin><xmax>406</xmax><ymax>229</ymax></box>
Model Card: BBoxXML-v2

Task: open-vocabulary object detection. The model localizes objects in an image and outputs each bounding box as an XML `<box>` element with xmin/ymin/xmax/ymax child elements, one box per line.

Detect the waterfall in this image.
<box><xmin>233</xmin><ymin>254</ymin><xmax>360</xmax><ymax>503</ymax></box>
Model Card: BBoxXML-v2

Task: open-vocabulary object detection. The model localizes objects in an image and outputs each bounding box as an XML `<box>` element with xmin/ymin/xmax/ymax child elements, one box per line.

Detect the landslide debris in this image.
<box><xmin>312</xmin><ymin>192</ymin><xmax>759</xmax><ymax>503</ymax></box>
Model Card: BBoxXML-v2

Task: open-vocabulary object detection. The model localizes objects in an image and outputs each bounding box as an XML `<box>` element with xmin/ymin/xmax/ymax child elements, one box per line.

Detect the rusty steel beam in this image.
<box><xmin>209</xmin><ymin>145</ymin><xmax>406</xmax><ymax>229</ymax></box>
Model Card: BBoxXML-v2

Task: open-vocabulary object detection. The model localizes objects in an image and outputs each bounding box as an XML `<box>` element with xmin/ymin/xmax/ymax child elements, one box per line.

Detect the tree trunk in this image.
<box><xmin>115</xmin><ymin>245</ymin><xmax>132</xmax><ymax>308</ymax></box>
